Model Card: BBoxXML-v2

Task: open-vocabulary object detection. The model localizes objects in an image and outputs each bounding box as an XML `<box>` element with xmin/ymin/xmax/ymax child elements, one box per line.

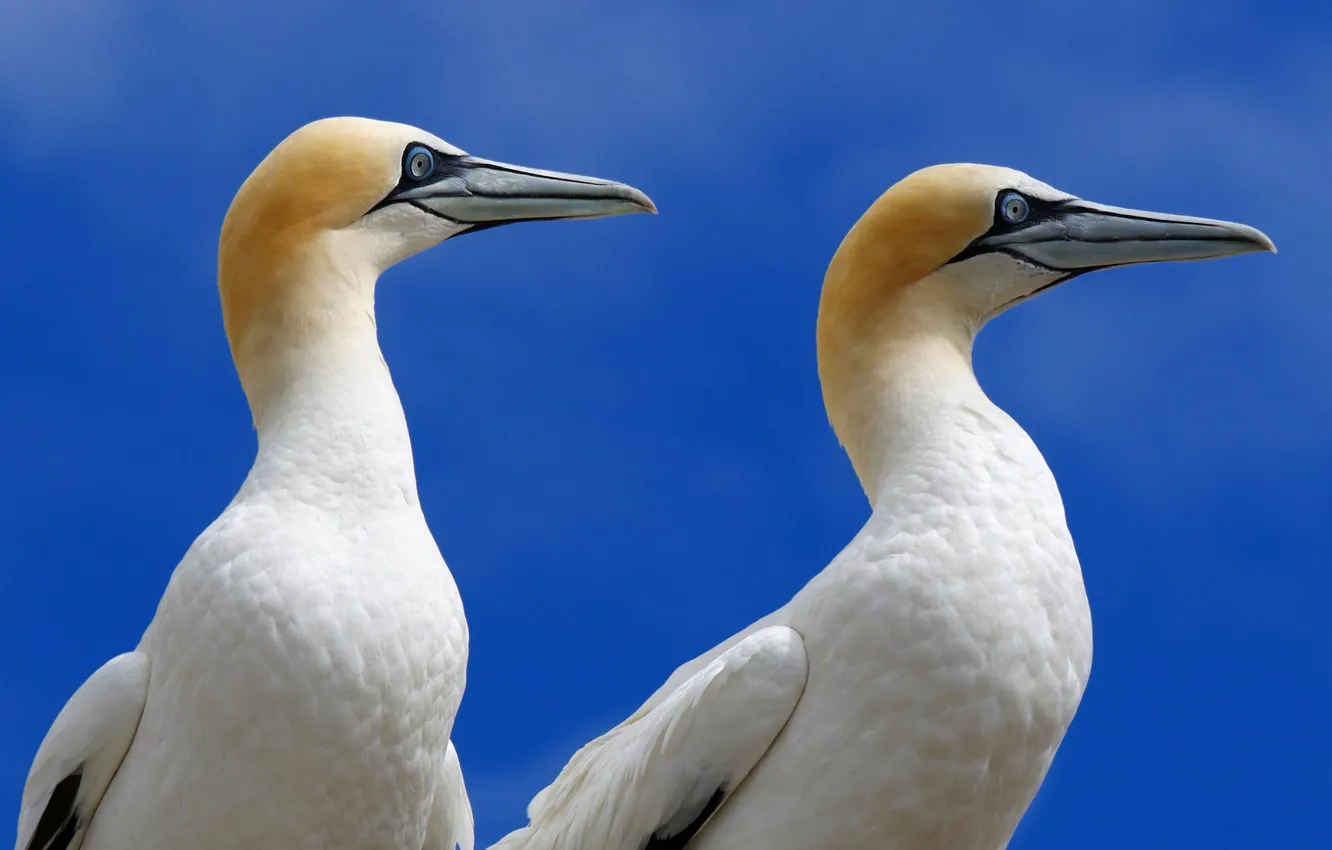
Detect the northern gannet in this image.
<box><xmin>490</xmin><ymin>165</ymin><xmax>1274</xmax><ymax>850</ymax></box>
<box><xmin>15</xmin><ymin>117</ymin><xmax>654</xmax><ymax>850</ymax></box>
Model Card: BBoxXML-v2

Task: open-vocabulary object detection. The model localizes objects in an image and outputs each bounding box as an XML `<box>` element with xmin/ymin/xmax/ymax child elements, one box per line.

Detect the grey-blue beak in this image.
<box><xmin>390</xmin><ymin>156</ymin><xmax>655</xmax><ymax>228</ymax></box>
<box><xmin>977</xmin><ymin>199</ymin><xmax>1275</xmax><ymax>270</ymax></box>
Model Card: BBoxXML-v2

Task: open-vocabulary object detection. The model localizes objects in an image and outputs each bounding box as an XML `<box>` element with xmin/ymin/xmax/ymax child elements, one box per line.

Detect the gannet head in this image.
<box><xmin>818</xmin><ymin>163</ymin><xmax>1275</xmax><ymax>494</ymax></box>
<box><xmin>218</xmin><ymin>116</ymin><xmax>654</xmax><ymax>403</ymax></box>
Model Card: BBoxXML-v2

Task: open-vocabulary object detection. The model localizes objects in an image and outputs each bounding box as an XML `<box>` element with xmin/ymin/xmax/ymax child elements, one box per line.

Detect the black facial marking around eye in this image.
<box><xmin>989</xmin><ymin>189</ymin><xmax>1068</xmax><ymax>229</ymax></box>
<box><xmin>365</xmin><ymin>143</ymin><xmax>472</xmax><ymax>215</ymax></box>
<box><xmin>944</xmin><ymin>191</ymin><xmax>1074</xmax><ymax>266</ymax></box>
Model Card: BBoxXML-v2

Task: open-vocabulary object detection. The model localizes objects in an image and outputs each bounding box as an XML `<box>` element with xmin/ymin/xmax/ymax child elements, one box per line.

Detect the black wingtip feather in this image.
<box><xmin>27</xmin><ymin>769</ymin><xmax>82</xmax><ymax>850</ymax></box>
<box><xmin>644</xmin><ymin>787</ymin><xmax>726</xmax><ymax>850</ymax></box>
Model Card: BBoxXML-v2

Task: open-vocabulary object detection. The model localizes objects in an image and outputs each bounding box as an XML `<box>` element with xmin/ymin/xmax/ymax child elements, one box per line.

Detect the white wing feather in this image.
<box><xmin>490</xmin><ymin>626</ymin><xmax>807</xmax><ymax>850</ymax></box>
<box><xmin>16</xmin><ymin>652</ymin><xmax>150</xmax><ymax>850</ymax></box>
<box><xmin>426</xmin><ymin>739</ymin><xmax>475</xmax><ymax>850</ymax></box>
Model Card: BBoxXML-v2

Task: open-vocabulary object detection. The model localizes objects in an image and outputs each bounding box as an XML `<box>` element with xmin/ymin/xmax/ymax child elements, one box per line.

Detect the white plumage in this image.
<box><xmin>491</xmin><ymin>164</ymin><xmax>1274</xmax><ymax>850</ymax></box>
<box><xmin>15</xmin><ymin>116</ymin><xmax>653</xmax><ymax>850</ymax></box>
<box><xmin>493</xmin><ymin>627</ymin><xmax>807</xmax><ymax>850</ymax></box>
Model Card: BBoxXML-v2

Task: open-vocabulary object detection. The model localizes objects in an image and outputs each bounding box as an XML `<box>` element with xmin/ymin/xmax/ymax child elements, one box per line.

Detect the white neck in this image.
<box><xmin>831</xmin><ymin>288</ymin><xmax>994</xmax><ymax>506</ymax></box>
<box><xmin>232</xmin><ymin>263</ymin><xmax>419</xmax><ymax>513</ymax></box>
<box><xmin>865</xmin><ymin>344</ymin><xmax>990</xmax><ymax>508</ymax></box>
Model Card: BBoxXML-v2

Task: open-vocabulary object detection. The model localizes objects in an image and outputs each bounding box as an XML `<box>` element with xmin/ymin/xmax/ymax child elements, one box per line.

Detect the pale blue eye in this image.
<box><xmin>1000</xmin><ymin>192</ymin><xmax>1029</xmax><ymax>224</ymax></box>
<box><xmin>406</xmin><ymin>145</ymin><xmax>434</xmax><ymax>180</ymax></box>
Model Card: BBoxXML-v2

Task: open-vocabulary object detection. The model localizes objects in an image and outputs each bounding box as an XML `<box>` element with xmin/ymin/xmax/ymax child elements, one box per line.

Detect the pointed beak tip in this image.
<box><xmin>623</xmin><ymin>186</ymin><xmax>657</xmax><ymax>215</ymax></box>
<box><xmin>1235</xmin><ymin>224</ymin><xmax>1276</xmax><ymax>255</ymax></box>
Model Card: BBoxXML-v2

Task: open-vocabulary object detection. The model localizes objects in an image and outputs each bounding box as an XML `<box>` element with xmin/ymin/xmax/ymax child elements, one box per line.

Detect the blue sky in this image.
<box><xmin>2</xmin><ymin>0</ymin><xmax>1328</xmax><ymax>846</ymax></box>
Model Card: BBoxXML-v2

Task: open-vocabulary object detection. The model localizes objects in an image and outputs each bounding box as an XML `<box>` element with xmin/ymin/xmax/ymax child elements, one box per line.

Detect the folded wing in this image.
<box><xmin>426</xmin><ymin>739</ymin><xmax>475</xmax><ymax>850</ymax></box>
<box><xmin>17</xmin><ymin>652</ymin><xmax>150</xmax><ymax>850</ymax></box>
<box><xmin>490</xmin><ymin>626</ymin><xmax>807</xmax><ymax>850</ymax></box>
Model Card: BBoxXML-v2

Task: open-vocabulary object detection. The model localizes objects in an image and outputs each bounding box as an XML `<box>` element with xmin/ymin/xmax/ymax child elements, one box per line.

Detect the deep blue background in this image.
<box><xmin>2</xmin><ymin>1</ymin><xmax>1328</xmax><ymax>847</ymax></box>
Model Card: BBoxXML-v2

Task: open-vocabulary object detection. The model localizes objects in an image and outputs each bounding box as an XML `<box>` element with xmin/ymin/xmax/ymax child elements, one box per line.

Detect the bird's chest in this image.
<box><xmin>152</xmin><ymin>511</ymin><xmax>466</xmax><ymax>722</ymax></box>
<box><xmin>122</xmin><ymin>510</ymin><xmax>467</xmax><ymax>848</ymax></box>
<box><xmin>798</xmin><ymin>537</ymin><xmax>1090</xmax><ymax>795</ymax></box>
<box><xmin>808</xmin><ymin>512</ymin><xmax>1092</xmax><ymax>745</ymax></box>
<box><xmin>730</xmin><ymin>451</ymin><xmax>1093</xmax><ymax>848</ymax></box>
